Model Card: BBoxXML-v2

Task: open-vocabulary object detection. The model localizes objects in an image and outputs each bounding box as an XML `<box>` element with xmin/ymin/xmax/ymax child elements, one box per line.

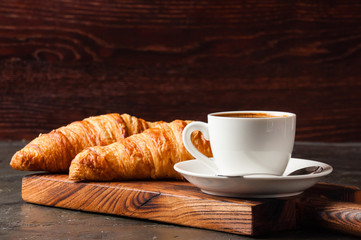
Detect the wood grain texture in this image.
<box><xmin>21</xmin><ymin>174</ymin><xmax>361</xmax><ymax>236</ymax></box>
<box><xmin>298</xmin><ymin>183</ymin><xmax>361</xmax><ymax>237</ymax></box>
<box><xmin>22</xmin><ymin>174</ymin><xmax>297</xmax><ymax>236</ymax></box>
<box><xmin>1</xmin><ymin>0</ymin><xmax>361</xmax><ymax>141</ymax></box>
<box><xmin>300</xmin><ymin>199</ymin><xmax>361</xmax><ymax>237</ymax></box>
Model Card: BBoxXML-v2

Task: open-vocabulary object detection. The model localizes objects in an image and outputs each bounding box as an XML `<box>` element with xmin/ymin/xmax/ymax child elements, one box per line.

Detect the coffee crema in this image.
<box><xmin>213</xmin><ymin>112</ymin><xmax>286</xmax><ymax>118</ymax></box>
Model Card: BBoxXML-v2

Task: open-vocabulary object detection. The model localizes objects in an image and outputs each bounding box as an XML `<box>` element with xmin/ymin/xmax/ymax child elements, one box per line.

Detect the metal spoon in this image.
<box><xmin>217</xmin><ymin>166</ymin><xmax>323</xmax><ymax>178</ymax></box>
<box><xmin>287</xmin><ymin>166</ymin><xmax>323</xmax><ymax>176</ymax></box>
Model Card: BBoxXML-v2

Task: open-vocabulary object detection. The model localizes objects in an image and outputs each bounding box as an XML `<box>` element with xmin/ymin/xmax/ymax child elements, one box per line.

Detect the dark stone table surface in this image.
<box><xmin>1</xmin><ymin>141</ymin><xmax>360</xmax><ymax>240</ymax></box>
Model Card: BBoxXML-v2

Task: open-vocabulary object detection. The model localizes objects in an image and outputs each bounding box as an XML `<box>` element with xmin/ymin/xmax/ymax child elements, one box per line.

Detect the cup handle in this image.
<box><xmin>182</xmin><ymin>122</ymin><xmax>218</xmax><ymax>173</ymax></box>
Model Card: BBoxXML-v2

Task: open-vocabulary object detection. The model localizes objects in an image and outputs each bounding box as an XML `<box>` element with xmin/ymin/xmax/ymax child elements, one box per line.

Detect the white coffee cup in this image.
<box><xmin>182</xmin><ymin>111</ymin><xmax>296</xmax><ymax>176</ymax></box>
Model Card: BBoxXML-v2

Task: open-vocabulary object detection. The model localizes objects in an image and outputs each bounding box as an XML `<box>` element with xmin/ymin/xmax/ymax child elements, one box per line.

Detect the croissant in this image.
<box><xmin>10</xmin><ymin>113</ymin><xmax>155</xmax><ymax>173</ymax></box>
<box><xmin>69</xmin><ymin>120</ymin><xmax>212</xmax><ymax>181</ymax></box>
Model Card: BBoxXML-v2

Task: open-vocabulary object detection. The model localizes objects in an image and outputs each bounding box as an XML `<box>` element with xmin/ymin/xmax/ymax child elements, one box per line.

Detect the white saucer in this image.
<box><xmin>174</xmin><ymin>158</ymin><xmax>333</xmax><ymax>198</ymax></box>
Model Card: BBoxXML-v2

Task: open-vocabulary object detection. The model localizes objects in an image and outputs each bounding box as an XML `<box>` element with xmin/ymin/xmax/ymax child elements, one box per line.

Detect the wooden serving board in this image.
<box><xmin>22</xmin><ymin>174</ymin><xmax>361</xmax><ymax>236</ymax></box>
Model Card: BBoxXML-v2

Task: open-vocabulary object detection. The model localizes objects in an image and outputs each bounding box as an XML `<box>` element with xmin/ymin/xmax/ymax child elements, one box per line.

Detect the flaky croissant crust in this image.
<box><xmin>69</xmin><ymin>120</ymin><xmax>212</xmax><ymax>181</ymax></box>
<box><xmin>10</xmin><ymin>113</ymin><xmax>154</xmax><ymax>172</ymax></box>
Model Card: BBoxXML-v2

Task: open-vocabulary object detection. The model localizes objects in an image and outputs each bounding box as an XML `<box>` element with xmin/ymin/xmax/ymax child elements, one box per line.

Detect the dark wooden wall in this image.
<box><xmin>1</xmin><ymin>0</ymin><xmax>361</xmax><ymax>142</ymax></box>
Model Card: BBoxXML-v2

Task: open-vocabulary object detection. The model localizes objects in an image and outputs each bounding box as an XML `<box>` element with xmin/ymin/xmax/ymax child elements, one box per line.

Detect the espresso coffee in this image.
<box><xmin>182</xmin><ymin>110</ymin><xmax>296</xmax><ymax>176</ymax></box>
<box><xmin>213</xmin><ymin>112</ymin><xmax>283</xmax><ymax>118</ymax></box>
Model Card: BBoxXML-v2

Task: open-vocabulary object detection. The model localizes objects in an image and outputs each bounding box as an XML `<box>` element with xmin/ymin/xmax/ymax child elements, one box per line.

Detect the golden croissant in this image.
<box><xmin>10</xmin><ymin>113</ymin><xmax>155</xmax><ymax>173</ymax></box>
<box><xmin>69</xmin><ymin>120</ymin><xmax>212</xmax><ymax>181</ymax></box>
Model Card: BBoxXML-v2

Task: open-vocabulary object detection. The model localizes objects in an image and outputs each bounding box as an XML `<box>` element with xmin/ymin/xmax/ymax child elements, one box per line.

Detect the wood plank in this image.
<box><xmin>1</xmin><ymin>1</ymin><xmax>361</xmax><ymax>142</ymax></box>
<box><xmin>21</xmin><ymin>174</ymin><xmax>361</xmax><ymax>236</ymax></box>
<box><xmin>21</xmin><ymin>174</ymin><xmax>297</xmax><ymax>236</ymax></box>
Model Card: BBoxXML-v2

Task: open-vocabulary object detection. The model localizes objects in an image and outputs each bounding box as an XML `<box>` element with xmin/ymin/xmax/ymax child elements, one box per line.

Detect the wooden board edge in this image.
<box><xmin>21</xmin><ymin>174</ymin><xmax>262</xmax><ymax>236</ymax></box>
